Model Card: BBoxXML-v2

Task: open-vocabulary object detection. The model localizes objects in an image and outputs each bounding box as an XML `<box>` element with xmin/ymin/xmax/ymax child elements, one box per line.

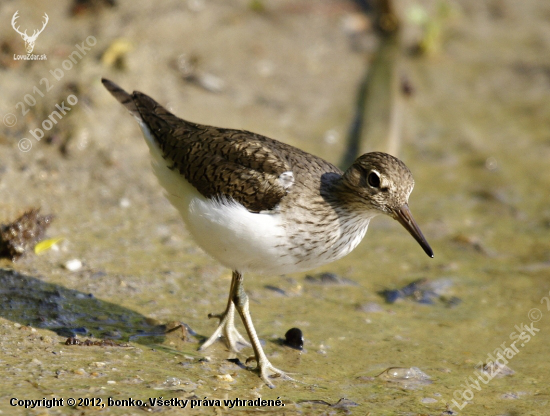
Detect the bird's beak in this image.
<box><xmin>392</xmin><ymin>204</ymin><xmax>434</xmax><ymax>258</ymax></box>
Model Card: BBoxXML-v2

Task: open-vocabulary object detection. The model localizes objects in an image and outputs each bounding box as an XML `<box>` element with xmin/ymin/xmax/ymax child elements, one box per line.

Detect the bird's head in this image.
<box><xmin>341</xmin><ymin>152</ymin><xmax>433</xmax><ymax>257</ymax></box>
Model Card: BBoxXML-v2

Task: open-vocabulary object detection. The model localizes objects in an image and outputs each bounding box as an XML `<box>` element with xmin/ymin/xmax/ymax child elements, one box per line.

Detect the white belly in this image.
<box><xmin>139</xmin><ymin>121</ymin><xmax>304</xmax><ymax>274</ymax></box>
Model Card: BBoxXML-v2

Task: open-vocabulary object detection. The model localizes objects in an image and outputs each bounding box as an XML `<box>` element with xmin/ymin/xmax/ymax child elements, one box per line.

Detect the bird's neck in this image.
<box><xmin>320</xmin><ymin>173</ymin><xmax>378</xmax><ymax>221</ymax></box>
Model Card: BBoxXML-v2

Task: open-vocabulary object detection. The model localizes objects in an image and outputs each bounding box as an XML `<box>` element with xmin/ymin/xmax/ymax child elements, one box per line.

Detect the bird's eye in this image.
<box><xmin>367</xmin><ymin>171</ymin><xmax>380</xmax><ymax>188</ymax></box>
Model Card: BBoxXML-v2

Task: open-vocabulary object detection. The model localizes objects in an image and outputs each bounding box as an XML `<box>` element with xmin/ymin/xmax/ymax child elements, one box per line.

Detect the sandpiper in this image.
<box><xmin>102</xmin><ymin>78</ymin><xmax>433</xmax><ymax>388</ymax></box>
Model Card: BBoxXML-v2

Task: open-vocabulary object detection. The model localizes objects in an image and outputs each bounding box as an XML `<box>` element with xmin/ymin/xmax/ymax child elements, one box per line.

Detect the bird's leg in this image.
<box><xmin>199</xmin><ymin>271</ymin><xmax>251</xmax><ymax>353</ymax></box>
<box><xmin>232</xmin><ymin>270</ymin><xmax>293</xmax><ymax>388</ymax></box>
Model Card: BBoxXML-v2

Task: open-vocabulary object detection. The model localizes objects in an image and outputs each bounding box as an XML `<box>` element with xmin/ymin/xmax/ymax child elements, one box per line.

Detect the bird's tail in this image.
<box><xmin>101</xmin><ymin>78</ymin><xmax>141</xmax><ymax>119</ymax></box>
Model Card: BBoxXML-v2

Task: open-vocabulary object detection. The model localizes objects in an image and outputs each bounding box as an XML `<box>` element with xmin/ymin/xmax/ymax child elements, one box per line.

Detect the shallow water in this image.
<box><xmin>1</xmin><ymin>0</ymin><xmax>550</xmax><ymax>415</ymax></box>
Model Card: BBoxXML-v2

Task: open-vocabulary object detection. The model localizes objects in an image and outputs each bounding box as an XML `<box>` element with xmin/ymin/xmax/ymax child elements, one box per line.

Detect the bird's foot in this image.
<box><xmin>246</xmin><ymin>356</ymin><xmax>294</xmax><ymax>389</ymax></box>
<box><xmin>199</xmin><ymin>309</ymin><xmax>251</xmax><ymax>353</ymax></box>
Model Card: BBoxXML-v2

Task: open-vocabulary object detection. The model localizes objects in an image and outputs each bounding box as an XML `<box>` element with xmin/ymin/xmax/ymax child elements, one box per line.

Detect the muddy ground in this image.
<box><xmin>1</xmin><ymin>0</ymin><xmax>550</xmax><ymax>415</ymax></box>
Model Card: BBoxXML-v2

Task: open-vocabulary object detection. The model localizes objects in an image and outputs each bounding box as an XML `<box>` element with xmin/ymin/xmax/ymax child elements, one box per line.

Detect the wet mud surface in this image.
<box><xmin>1</xmin><ymin>0</ymin><xmax>550</xmax><ymax>414</ymax></box>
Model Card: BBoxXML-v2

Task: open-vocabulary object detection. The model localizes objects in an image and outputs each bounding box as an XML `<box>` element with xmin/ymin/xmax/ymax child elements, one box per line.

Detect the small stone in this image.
<box><xmin>107</xmin><ymin>380</ymin><xmax>116</xmax><ymax>384</ymax></box>
<box><xmin>216</xmin><ymin>374</ymin><xmax>233</xmax><ymax>382</ymax></box>
<box><xmin>330</xmin><ymin>398</ymin><xmax>359</xmax><ymax>409</ymax></box>
<box><xmin>195</xmin><ymin>73</ymin><xmax>225</xmax><ymax>93</ymax></box>
<box><xmin>63</xmin><ymin>259</ymin><xmax>82</xmax><ymax>271</ymax></box>
<box><xmin>91</xmin><ymin>362</ymin><xmax>106</xmax><ymax>368</ymax></box>
<box><xmin>119</xmin><ymin>198</ymin><xmax>131</xmax><ymax>208</ymax></box>
<box><xmin>377</xmin><ymin>367</ymin><xmax>432</xmax><ymax>388</ymax></box>
<box><xmin>163</xmin><ymin>377</ymin><xmax>181</xmax><ymax>387</ymax></box>
<box><xmin>284</xmin><ymin>327</ymin><xmax>304</xmax><ymax>350</ymax></box>
<box><xmin>476</xmin><ymin>361</ymin><xmax>514</xmax><ymax>378</ymax></box>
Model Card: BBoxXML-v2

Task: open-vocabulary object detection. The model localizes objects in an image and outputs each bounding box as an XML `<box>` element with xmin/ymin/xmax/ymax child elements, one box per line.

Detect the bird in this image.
<box><xmin>101</xmin><ymin>78</ymin><xmax>433</xmax><ymax>388</ymax></box>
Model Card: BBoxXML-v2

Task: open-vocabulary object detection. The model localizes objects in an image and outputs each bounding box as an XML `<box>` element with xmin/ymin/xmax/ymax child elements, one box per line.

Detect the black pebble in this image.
<box><xmin>284</xmin><ymin>327</ymin><xmax>303</xmax><ymax>350</ymax></box>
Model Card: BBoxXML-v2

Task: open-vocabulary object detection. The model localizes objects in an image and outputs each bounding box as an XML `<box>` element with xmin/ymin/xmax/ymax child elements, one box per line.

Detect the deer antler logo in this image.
<box><xmin>11</xmin><ymin>11</ymin><xmax>49</xmax><ymax>54</ymax></box>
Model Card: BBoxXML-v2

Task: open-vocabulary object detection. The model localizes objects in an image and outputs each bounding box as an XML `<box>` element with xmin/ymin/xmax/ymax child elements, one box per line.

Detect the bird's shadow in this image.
<box><xmin>0</xmin><ymin>267</ymin><xmax>168</xmax><ymax>344</ymax></box>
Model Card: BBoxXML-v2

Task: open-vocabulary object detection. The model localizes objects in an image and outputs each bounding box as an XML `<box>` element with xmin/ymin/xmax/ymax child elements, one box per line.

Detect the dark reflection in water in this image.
<box><xmin>0</xmin><ymin>268</ymin><xmax>163</xmax><ymax>343</ymax></box>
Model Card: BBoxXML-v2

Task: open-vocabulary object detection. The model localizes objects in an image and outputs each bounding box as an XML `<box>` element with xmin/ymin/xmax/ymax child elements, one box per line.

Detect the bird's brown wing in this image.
<box><xmin>133</xmin><ymin>91</ymin><xmax>297</xmax><ymax>213</ymax></box>
<box><xmin>102</xmin><ymin>78</ymin><xmax>339</xmax><ymax>212</ymax></box>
